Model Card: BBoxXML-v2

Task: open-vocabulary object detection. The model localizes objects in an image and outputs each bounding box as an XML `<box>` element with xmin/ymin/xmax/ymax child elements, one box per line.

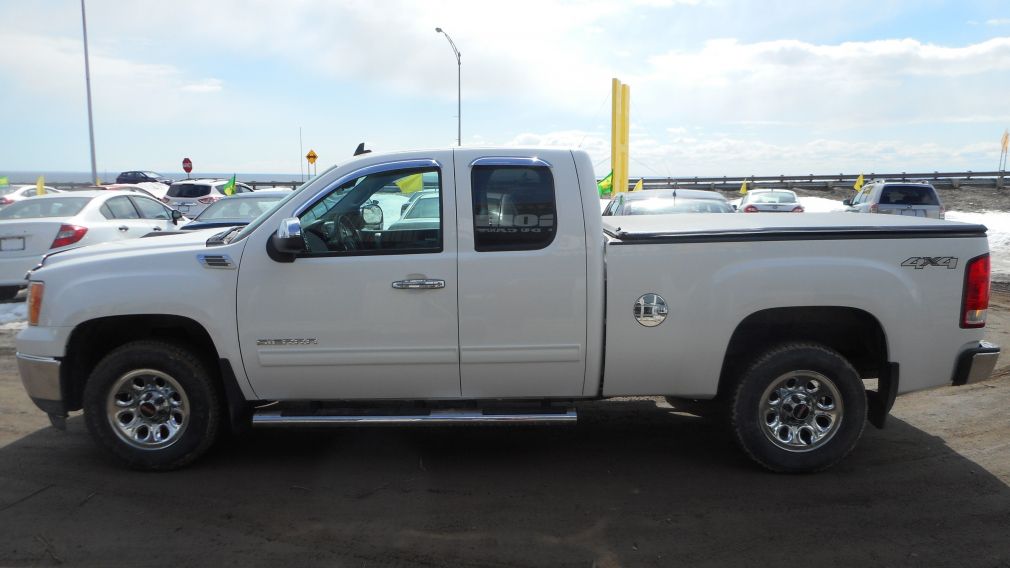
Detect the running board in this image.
<box><xmin>252</xmin><ymin>408</ymin><xmax>577</xmax><ymax>427</ymax></box>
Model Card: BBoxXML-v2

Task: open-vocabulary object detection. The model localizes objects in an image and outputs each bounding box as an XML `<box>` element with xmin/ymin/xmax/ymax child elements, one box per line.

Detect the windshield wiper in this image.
<box><xmin>206</xmin><ymin>226</ymin><xmax>242</xmax><ymax>247</ymax></box>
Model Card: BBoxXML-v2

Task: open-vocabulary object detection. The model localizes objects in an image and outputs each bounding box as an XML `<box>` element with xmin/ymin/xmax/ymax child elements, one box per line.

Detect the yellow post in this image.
<box><xmin>610</xmin><ymin>78</ymin><xmax>622</xmax><ymax>195</ymax></box>
<box><xmin>618</xmin><ymin>83</ymin><xmax>631</xmax><ymax>193</ymax></box>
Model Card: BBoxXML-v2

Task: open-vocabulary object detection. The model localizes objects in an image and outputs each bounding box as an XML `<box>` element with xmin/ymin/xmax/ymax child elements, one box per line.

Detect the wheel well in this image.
<box><xmin>61</xmin><ymin>315</ymin><xmax>220</xmax><ymax>412</ymax></box>
<box><xmin>716</xmin><ymin>307</ymin><xmax>888</xmax><ymax>400</ymax></box>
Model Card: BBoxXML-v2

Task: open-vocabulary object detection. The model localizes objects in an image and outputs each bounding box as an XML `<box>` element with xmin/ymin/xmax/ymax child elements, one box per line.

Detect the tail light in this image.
<box><xmin>791</xmin><ymin>205</ymin><xmax>805</xmax><ymax>212</ymax></box>
<box><xmin>961</xmin><ymin>254</ymin><xmax>990</xmax><ymax>328</ymax></box>
<box><xmin>743</xmin><ymin>205</ymin><xmax>759</xmax><ymax>213</ymax></box>
<box><xmin>50</xmin><ymin>224</ymin><xmax>88</xmax><ymax>249</ymax></box>
<box><xmin>0</xmin><ymin>197</ymin><xmax>13</xmax><ymax>205</ymax></box>
<box><xmin>197</xmin><ymin>196</ymin><xmax>222</xmax><ymax>205</ymax></box>
<box><xmin>869</xmin><ymin>204</ymin><xmax>879</xmax><ymax>213</ymax></box>
<box><xmin>28</xmin><ymin>282</ymin><xmax>44</xmax><ymax>326</ymax></box>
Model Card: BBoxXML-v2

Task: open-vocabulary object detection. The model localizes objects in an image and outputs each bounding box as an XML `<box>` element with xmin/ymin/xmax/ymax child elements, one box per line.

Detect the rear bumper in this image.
<box><xmin>0</xmin><ymin>255</ymin><xmax>40</xmax><ymax>286</ymax></box>
<box><xmin>16</xmin><ymin>352</ymin><xmax>65</xmax><ymax>415</ymax></box>
<box><xmin>952</xmin><ymin>341</ymin><xmax>1001</xmax><ymax>386</ymax></box>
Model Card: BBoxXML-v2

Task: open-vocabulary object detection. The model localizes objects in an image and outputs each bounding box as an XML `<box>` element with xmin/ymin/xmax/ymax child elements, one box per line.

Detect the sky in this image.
<box><xmin>2</xmin><ymin>0</ymin><xmax>1009</xmax><ymax>179</ymax></box>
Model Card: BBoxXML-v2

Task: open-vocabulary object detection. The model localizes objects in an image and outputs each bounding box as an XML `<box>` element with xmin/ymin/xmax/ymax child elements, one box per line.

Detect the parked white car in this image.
<box><xmin>738</xmin><ymin>189</ymin><xmax>804</xmax><ymax>213</ymax></box>
<box><xmin>163</xmin><ymin>179</ymin><xmax>253</xmax><ymax>218</ymax></box>
<box><xmin>0</xmin><ymin>185</ymin><xmax>62</xmax><ymax>207</ymax></box>
<box><xmin>0</xmin><ymin>191</ymin><xmax>182</xmax><ymax>299</ymax></box>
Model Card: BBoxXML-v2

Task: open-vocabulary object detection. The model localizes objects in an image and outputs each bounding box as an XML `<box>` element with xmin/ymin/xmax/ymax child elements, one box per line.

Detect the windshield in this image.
<box><xmin>196</xmin><ymin>195</ymin><xmax>288</xmax><ymax>221</ymax></box>
<box><xmin>625</xmin><ymin>198</ymin><xmax>733</xmax><ymax>214</ymax></box>
<box><xmin>232</xmin><ymin>171</ymin><xmax>336</xmax><ymax>243</ymax></box>
<box><xmin>0</xmin><ymin>197</ymin><xmax>92</xmax><ymax>219</ymax></box>
<box><xmin>143</xmin><ymin>172</ymin><xmax>162</xmax><ymax>178</ymax></box>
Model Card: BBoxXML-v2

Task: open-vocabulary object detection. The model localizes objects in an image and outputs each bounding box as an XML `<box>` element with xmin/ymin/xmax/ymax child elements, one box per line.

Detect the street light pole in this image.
<box><xmin>80</xmin><ymin>0</ymin><xmax>98</xmax><ymax>185</ymax></box>
<box><xmin>435</xmin><ymin>27</ymin><xmax>461</xmax><ymax>146</ymax></box>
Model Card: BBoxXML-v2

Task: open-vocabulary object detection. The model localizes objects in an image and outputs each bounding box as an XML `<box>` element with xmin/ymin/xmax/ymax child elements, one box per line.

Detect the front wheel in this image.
<box><xmin>83</xmin><ymin>341</ymin><xmax>223</xmax><ymax>470</ymax></box>
<box><xmin>730</xmin><ymin>343</ymin><xmax>867</xmax><ymax>473</ymax></box>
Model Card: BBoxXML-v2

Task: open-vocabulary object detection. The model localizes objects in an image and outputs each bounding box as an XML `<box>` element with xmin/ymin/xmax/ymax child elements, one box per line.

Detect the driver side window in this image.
<box><xmin>297</xmin><ymin>167</ymin><xmax>442</xmax><ymax>256</ymax></box>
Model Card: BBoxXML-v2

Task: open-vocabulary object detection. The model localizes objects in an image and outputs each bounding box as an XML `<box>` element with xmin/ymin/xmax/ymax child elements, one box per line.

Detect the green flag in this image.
<box><xmin>0</xmin><ymin>176</ymin><xmax>8</xmax><ymax>187</ymax></box>
<box><xmin>597</xmin><ymin>170</ymin><xmax>613</xmax><ymax>197</ymax></box>
<box><xmin>221</xmin><ymin>174</ymin><xmax>236</xmax><ymax>196</ymax></box>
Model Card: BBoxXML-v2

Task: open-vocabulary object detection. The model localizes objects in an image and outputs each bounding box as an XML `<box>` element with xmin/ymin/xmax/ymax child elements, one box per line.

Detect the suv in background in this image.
<box><xmin>163</xmin><ymin>179</ymin><xmax>253</xmax><ymax>217</ymax></box>
<box><xmin>844</xmin><ymin>180</ymin><xmax>944</xmax><ymax>219</ymax></box>
<box><xmin>115</xmin><ymin>171</ymin><xmax>173</xmax><ymax>185</ymax></box>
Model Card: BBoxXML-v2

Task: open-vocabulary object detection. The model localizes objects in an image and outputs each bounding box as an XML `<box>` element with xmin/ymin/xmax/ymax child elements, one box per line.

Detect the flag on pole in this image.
<box><xmin>221</xmin><ymin>174</ymin><xmax>236</xmax><ymax>196</ymax></box>
<box><xmin>853</xmin><ymin>174</ymin><xmax>865</xmax><ymax>191</ymax></box>
<box><xmin>0</xmin><ymin>176</ymin><xmax>8</xmax><ymax>187</ymax></box>
<box><xmin>597</xmin><ymin>171</ymin><xmax>613</xmax><ymax>197</ymax></box>
<box><xmin>739</xmin><ymin>180</ymin><xmax>748</xmax><ymax>195</ymax></box>
<box><xmin>632</xmin><ymin>178</ymin><xmax>643</xmax><ymax>192</ymax></box>
<box><xmin>394</xmin><ymin>173</ymin><xmax>423</xmax><ymax>194</ymax></box>
<box><xmin>36</xmin><ymin>175</ymin><xmax>45</xmax><ymax>196</ymax></box>
<box><xmin>1002</xmin><ymin>129</ymin><xmax>1009</xmax><ymax>153</ymax></box>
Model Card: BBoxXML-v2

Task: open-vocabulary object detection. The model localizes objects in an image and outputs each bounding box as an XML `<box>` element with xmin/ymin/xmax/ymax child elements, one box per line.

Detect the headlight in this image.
<box><xmin>27</xmin><ymin>282</ymin><xmax>44</xmax><ymax>326</ymax></box>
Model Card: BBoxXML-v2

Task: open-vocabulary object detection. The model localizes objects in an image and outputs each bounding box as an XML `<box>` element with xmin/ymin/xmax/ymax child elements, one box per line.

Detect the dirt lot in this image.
<box><xmin>0</xmin><ymin>299</ymin><xmax>1009</xmax><ymax>567</ymax></box>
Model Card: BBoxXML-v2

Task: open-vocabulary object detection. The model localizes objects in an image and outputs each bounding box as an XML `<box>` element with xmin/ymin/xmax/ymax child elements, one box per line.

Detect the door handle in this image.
<box><xmin>392</xmin><ymin>279</ymin><xmax>445</xmax><ymax>290</ymax></box>
<box><xmin>152</xmin><ymin>227</ymin><xmax>163</xmax><ymax>231</ymax></box>
<box><xmin>118</xmin><ymin>226</ymin><xmax>129</xmax><ymax>231</ymax></box>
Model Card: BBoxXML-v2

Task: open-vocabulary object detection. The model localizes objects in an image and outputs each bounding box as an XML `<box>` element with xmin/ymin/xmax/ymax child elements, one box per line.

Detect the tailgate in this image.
<box><xmin>0</xmin><ymin>221</ymin><xmax>64</xmax><ymax>258</ymax></box>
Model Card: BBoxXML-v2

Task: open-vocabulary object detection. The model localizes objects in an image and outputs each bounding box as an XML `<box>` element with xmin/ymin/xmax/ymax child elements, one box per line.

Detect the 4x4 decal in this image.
<box><xmin>901</xmin><ymin>257</ymin><xmax>958</xmax><ymax>270</ymax></box>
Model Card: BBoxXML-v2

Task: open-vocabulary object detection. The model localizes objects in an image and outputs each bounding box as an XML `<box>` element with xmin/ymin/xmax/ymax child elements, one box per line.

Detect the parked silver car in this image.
<box><xmin>603</xmin><ymin>189</ymin><xmax>733</xmax><ymax>215</ymax></box>
<box><xmin>843</xmin><ymin>180</ymin><xmax>944</xmax><ymax>219</ymax></box>
<box><xmin>738</xmin><ymin>189</ymin><xmax>804</xmax><ymax>213</ymax></box>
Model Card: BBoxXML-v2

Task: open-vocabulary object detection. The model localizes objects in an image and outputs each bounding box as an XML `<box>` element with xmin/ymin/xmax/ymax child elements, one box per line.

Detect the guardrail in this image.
<box><xmin>626</xmin><ymin>171</ymin><xmax>1007</xmax><ymax>192</ymax></box>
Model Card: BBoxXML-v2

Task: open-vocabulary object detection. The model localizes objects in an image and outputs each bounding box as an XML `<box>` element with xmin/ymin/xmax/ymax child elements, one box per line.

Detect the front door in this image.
<box><xmin>236</xmin><ymin>158</ymin><xmax>461</xmax><ymax>400</ymax></box>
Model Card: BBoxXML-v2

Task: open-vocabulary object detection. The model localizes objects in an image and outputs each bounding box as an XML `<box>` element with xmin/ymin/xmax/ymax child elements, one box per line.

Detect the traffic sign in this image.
<box><xmin>182</xmin><ymin>158</ymin><xmax>193</xmax><ymax>174</ymax></box>
<box><xmin>306</xmin><ymin>150</ymin><xmax>318</xmax><ymax>165</ymax></box>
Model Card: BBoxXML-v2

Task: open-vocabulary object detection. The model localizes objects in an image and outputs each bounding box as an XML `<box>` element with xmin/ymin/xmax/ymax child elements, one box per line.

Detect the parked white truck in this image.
<box><xmin>15</xmin><ymin>148</ymin><xmax>1000</xmax><ymax>472</ymax></box>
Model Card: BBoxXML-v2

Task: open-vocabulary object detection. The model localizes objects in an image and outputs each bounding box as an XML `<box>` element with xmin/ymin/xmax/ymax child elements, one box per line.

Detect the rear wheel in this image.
<box><xmin>730</xmin><ymin>343</ymin><xmax>866</xmax><ymax>473</ymax></box>
<box><xmin>83</xmin><ymin>340</ymin><xmax>222</xmax><ymax>470</ymax></box>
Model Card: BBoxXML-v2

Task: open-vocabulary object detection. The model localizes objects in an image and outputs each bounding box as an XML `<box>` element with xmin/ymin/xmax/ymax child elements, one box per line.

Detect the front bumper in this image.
<box><xmin>16</xmin><ymin>352</ymin><xmax>64</xmax><ymax>415</ymax></box>
<box><xmin>952</xmin><ymin>341</ymin><xmax>1001</xmax><ymax>386</ymax></box>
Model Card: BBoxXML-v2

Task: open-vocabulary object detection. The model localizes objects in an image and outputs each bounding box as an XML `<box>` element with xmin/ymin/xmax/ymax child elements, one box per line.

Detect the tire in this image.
<box><xmin>730</xmin><ymin>343</ymin><xmax>867</xmax><ymax>473</ymax></box>
<box><xmin>0</xmin><ymin>286</ymin><xmax>20</xmax><ymax>301</ymax></box>
<box><xmin>83</xmin><ymin>340</ymin><xmax>222</xmax><ymax>470</ymax></box>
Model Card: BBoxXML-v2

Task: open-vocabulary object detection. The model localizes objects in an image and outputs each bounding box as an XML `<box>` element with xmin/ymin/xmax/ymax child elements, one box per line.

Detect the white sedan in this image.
<box><xmin>0</xmin><ymin>191</ymin><xmax>182</xmax><ymax>299</ymax></box>
<box><xmin>0</xmin><ymin>185</ymin><xmax>62</xmax><ymax>207</ymax></box>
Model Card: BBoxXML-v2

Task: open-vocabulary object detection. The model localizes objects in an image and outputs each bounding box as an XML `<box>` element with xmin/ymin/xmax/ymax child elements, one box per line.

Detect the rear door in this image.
<box><xmin>453</xmin><ymin>152</ymin><xmax>588</xmax><ymax>398</ymax></box>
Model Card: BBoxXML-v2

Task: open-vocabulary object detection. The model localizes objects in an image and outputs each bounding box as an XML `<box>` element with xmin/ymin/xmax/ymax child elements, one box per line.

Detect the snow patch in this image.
<box><xmin>0</xmin><ymin>302</ymin><xmax>27</xmax><ymax>329</ymax></box>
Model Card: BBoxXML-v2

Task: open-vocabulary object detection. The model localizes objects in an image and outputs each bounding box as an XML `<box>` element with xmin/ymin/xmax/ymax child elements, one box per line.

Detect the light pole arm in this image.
<box><xmin>436</xmin><ymin>28</ymin><xmax>462</xmax><ymax>146</ymax></box>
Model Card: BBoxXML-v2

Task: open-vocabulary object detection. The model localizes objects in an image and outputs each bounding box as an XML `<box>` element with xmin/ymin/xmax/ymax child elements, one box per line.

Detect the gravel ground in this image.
<box><xmin>0</xmin><ymin>295</ymin><xmax>1008</xmax><ymax>567</ymax></box>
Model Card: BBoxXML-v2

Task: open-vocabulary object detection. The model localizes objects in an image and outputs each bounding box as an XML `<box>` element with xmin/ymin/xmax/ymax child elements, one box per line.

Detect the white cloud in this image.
<box><xmin>180</xmin><ymin>79</ymin><xmax>224</xmax><ymax>93</ymax></box>
<box><xmin>986</xmin><ymin>18</ymin><xmax>1010</xmax><ymax>26</ymax></box>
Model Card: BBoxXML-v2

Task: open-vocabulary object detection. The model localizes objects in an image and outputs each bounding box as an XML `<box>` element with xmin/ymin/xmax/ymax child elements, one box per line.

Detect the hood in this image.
<box><xmin>37</xmin><ymin>227</ymin><xmax>224</xmax><ymax>269</ymax></box>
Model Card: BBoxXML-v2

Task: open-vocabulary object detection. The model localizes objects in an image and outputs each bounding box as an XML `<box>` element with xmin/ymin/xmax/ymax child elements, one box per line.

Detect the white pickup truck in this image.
<box><xmin>15</xmin><ymin>148</ymin><xmax>1000</xmax><ymax>472</ymax></box>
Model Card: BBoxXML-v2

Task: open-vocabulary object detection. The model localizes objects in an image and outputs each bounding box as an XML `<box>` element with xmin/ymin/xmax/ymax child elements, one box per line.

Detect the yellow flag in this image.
<box><xmin>0</xmin><ymin>176</ymin><xmax>8</xmax><ymax>187</ymax></box>
<box><xmin>632</xmin><ymin>178</ymin><xmax>643</xmax><ymax>192</ymax></box>
<box><xmin>394</xmin><ymin>173</ymin><xmax>423</xmax><ymax>194</ymax></box>
<box><xmin>36</xmin><ymin>175</ymin><xmax>45</xmax><ymax>196</ymax></box>
<box><xmin>853</xmin><ymin>174</ymin><xmax>865</xmax><ymax>191</ymax></box>
<box><xmin>1002</xmin><ymin>129</ymin><xmax>1009</xmax><ymax>153</ymax></box>
<box><xmin>739</xmin><ymin>180</ymin><xmax>748</xmax><ymax>195</ymax></box>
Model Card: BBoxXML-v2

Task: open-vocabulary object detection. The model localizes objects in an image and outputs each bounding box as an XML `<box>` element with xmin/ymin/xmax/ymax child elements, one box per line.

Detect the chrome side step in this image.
<box><xmin>252</xmin><ymin>408</ymin><xmax>577</xmax><ymax>427</ymax></box>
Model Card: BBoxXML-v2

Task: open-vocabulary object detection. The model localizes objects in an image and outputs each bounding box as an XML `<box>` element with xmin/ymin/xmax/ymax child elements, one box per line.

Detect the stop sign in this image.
<box><xmin>182</xmin><ymin>158</ymin><xmax>193</xmax><ymax>174</ymax></box>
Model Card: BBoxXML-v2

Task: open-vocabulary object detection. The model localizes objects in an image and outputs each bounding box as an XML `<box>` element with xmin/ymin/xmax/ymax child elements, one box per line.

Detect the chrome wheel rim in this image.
<box><xmin>759</xmin><ymin>370</ymin><xmax>843</xmax><ymax>453</ymax></box>
<box><xmin>106</xmin><ymin>369</ymin><xmax>189</xmax><ymax>450</ymax></box>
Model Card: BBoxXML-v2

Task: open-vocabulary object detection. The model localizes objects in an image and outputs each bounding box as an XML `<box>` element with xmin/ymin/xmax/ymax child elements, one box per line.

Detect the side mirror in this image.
<box><xmin>732</xmin><ymin>204</ymin><xmax>738</xmax><ymax>211</ymax></box>
<box><xmin>271</xmin><ymin>217</ymin><xmax>305</xmax><ymax>255</ymax></box>
<box><xmin>842</xmin><ymin>199</ymin><xmax>852</xmax><ymax>206</ymax></box>
<box><xmin>171</xmin><ymin>209</ymin><xmax>184</xmax><ymax>225</ymax></box>
<box><xmin>361</xmin><ymin>203</ymin><xmax>383</xmax><ymax>228</ymax></box>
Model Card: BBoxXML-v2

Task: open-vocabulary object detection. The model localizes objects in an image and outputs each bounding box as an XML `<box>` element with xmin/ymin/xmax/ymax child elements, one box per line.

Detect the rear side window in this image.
<box><xmin>105</xmin><ymin>196</ymin><xmax>141</xmax><ymax>219</ymax></box>
<box><xmin>471</xmin><ymin>165</ymin><xmax>556</xmax><ymax>252</ymax></box>
<box><xmin>880</xmin><ymin>185</ymin><xmax>939</xmax><ymax>206</ymax></box>
<box><xmin>167</xmin><ymin>183</ymin><xmax>211</xmax><ymax>198</ymax></box>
